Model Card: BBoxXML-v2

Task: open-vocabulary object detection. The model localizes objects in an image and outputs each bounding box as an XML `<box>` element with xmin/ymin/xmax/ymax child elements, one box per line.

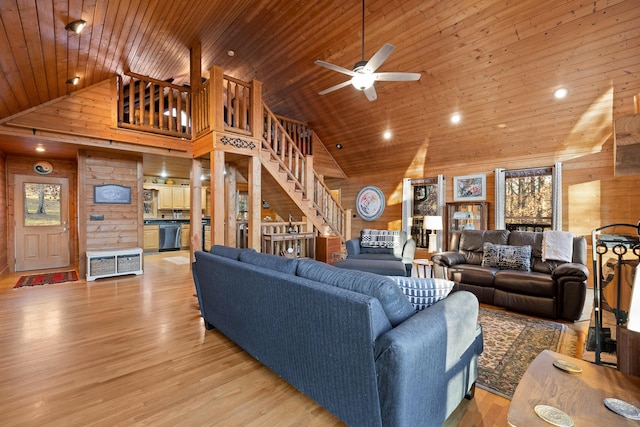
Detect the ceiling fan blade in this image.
<box><xmin>314</xmin><ymin>60</ymin><xmax>354</xmax><ymax>76</ymax></box>
<box><xmin>364</xmin><ymin>85</ymin><xmax>377</xmax><ymax>101</ymax></box>
<box><xmin>319</xmin><ymin>80</ymin><xmax>352</xmax><ymax>95</ymax></box>
<box><xmin>374</xmin><ymin>72</ymin><xmax>421</xmax><ymax>82</ymax></box>
<box><xmin>364</xmin><ymin>44</ymin><xmax>395</xmax><ymax>73</ymax></box>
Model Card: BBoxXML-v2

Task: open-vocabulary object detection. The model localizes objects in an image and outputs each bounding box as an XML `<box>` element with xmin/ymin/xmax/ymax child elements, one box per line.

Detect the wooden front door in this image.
<box><xmin>15</xmin><ymin>175</ymin><xmax>70</xmax><ymax>271</ymax></box>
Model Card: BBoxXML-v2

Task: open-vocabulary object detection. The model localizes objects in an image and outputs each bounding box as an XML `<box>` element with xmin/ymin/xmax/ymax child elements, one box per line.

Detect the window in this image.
<box><xmin>24</xmin><ymin>182</ymin><xmax>62</xmax><ymax>226</ymax></box>
<box><xmin>402</xmin><ymin>176</ymin><xmax>445</xmax><ymax>249</ymax></box>
<box><xmin>495</xmin><ymin>164</ymin><xmax>561</xmax><ymax>231</ymax></box>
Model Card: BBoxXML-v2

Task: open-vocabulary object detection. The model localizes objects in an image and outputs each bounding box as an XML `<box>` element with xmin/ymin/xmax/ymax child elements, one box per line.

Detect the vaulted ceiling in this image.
<box><xmin>0</xmin><ymin>0</ymin><xmax>639</xmax><ymax>178</ymax></box>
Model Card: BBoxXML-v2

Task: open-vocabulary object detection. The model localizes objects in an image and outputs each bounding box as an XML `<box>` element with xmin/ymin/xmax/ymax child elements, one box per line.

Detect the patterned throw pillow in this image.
<box><xmin>481</xmin><ymin>242</ymin><xmax>532</xmax><ymax>271</ymax></box>
<box><xmin>360</xmin><ymin>229</ymin><xmax>402</xmax><ymax>248</ymax></box>
<box><xmin>387</xmin><ymin>276</ymin><xmax>455</xmax><ymax>311</ymax></box>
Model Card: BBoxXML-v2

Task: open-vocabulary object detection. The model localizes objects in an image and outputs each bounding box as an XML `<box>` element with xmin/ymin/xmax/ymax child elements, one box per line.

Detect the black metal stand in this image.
<box><xmin>590</xmin><ymin>222</ymin><xmax>640</xmax><ymax>365</ymax></box>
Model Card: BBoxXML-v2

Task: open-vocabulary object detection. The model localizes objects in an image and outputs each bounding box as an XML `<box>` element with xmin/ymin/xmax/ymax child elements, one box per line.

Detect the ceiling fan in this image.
<box><xmin>314</xmin><ymin>0</ymin><xmax>421</xmax><ymax>101</ymax></box>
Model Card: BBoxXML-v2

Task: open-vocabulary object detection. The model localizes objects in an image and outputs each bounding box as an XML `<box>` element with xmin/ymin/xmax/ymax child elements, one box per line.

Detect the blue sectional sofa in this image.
<box><xmin>193</xmin><ymin>245</ymin><xmax>483</xmax><ymax>427</ymax></box>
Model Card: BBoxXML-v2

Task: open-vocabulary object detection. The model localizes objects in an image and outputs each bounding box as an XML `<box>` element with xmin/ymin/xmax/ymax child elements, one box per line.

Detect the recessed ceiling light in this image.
<box><xmin>160</xmin><ymin>170</ymin><xmax>168</xmax><ymax>178</ymax></box>
<box><xmin>65</xmin><ymin>19</ymin><xmax>87</xmax><ymax>34</ymax></box>
<box><xmin>336</xmin><ymin>143</ymin><xmax>343</xmax><ymax>149</ymax></box>
<box><xmin>383</xmin><ymin>130</ymin><xmax>392</xmax><ymax>140</ymax></box>
<box><xmin>451</xmin><ymin>113</ymin><xmax>462</xmax><ymax>124</ymax></box>
<box><xmin>66</xmin><ymin>76</ymin><xmax>80</xmax><ymax>85</ymax></box>
<box><xmin>36</xmin><ymin>146</ymin><xmax>45</xmax><ymax>152</ymax></box>
<box><xmin>227</xmin><ymin>50</ymin><xmax>235</xmax><ymax>57</ymax></box>
<box><xmin>554</xmin><ymin>88</ymin><xmax>568</xmax><ymax>99</ymax></box>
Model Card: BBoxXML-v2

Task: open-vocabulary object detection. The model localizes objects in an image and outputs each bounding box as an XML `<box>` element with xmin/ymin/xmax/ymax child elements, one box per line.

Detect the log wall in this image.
<box><xmin>0</xmin><ymin>150</ymin><xmax>6</xmax><ymax>278</ymax></box>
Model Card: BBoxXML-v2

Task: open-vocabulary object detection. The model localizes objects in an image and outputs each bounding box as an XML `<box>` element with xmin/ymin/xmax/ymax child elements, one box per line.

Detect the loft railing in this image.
<box><xmin>117</xmin><ymin>72</ymin><xmax>192</xmax><ymax>138</ymax></box>
<box><xmin>223</xmin><ymin>75</ymin><xmax>252</xmax><ymax>135</ymax></box>
<box><xmin>192</xmin><ymin>79</ymin><xmax>210</xmax><ymax>137</ymax></box>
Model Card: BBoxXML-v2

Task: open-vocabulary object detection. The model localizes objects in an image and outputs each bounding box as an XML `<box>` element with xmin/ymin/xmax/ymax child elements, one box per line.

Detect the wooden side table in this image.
<box><xmin>508</xmin><ymin>349</ymin><xmax>640</xmax><ymax>426</ymax></box>
<box><xmin>412</xmin><ymin>259</ymin><xmax>433</xmax><ymax>278</ymax></box>
<box><xmin>316</xmin><ymin>235</ymin><xmax>342</xmax><ymax>265</ymax></box>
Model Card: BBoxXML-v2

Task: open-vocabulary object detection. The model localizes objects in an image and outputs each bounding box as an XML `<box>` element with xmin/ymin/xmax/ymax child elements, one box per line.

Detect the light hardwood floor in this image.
<box><xmin>0</xmin><ymin>252</ymin><xmax>590</xmax><ymax>426</ymax></box>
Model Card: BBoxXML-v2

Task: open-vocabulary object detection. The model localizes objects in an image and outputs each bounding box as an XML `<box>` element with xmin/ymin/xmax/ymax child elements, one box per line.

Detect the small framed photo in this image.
<box><xmin>453</xmin><ymin>174</ymin><xmax>486</xmax><ymax>201</ymax></box>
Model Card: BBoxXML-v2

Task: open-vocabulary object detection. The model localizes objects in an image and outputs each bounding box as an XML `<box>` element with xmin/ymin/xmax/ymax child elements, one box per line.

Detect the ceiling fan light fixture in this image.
<box><xmin>65</xmin><ymin>19</ymin><xmax>87</xmax><ymax>34</ymax></box>
<box><xmin>351</xmin><ymin>71</ymin><xmax>375</xmax><ymax>91</ymax></box>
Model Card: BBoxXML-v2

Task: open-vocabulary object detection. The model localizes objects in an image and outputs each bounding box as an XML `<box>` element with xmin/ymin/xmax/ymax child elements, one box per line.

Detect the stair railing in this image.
<box><xmin>312</xmin><ymin>171</ymin><xmax>348</xmax><ymax>239</ymax></box>
<box><xmin>274</xmin><ymin>114</ymin><xmax>313</xmax><ymax>156</ymax></box>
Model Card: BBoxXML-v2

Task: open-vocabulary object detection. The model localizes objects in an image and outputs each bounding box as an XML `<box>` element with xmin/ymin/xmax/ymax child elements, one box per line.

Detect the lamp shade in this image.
<box><xmin>423</xmin><ymin>215</ymin><xmax>443</xmax><ymax>230</ymax></box>
<box><xmin>627</xmin><ymin>262</ymin><xmax>640</xmax><ymax>333</ymax></box>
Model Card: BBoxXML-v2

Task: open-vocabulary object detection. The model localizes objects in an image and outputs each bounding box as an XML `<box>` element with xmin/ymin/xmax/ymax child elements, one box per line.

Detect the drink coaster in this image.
<box><xmin>552</xmin><ymin>359</ymin><xmax>582</xmax><ymax>373</ymax></box>
<box><xmin>604</xmin><ymin>398</ymin><xmax>640</xmax><ymax>420</ymax></box>
<box><xmin>534</xmin><ymin>405</ymin><xmax>574</xmax><ymax>427</ymax></box>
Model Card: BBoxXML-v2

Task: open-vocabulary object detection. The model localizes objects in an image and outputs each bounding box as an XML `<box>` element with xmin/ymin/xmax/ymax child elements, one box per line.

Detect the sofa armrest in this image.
<box><xmin>374</xmin><ymin>291</ymin><xmax>482</xmax><ymax>426</ymax></box>
<box><xmin>431</xmin><ymin>251</ymin><xmax>466</xmax><ymax>267</ymax></box>
<box><xmin>401</xmin><ymin>238</ymin><xmax>416</xmax><ymax>263</ymax></box>
<box><xmin>552</xmin><ymin>262</ymin><xmax>589</xmax><ymax>282</ymax></box>
<box><xmin>346</xmin><ymin>238</ymin><xmax>361</xmax><ymax>256</ymax></box>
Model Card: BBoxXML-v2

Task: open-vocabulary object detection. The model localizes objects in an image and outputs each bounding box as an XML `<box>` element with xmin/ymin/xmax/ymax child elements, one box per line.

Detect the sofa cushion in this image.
<box><xmin>335</xmin><ymin>258</ymin><xmax>407</xmax><ymax>276</ymax></box>
<box><xmin>449</xmin><ymin>264</ymin><xmax>499</xmax><ymax>286</ymax></box>
<box><xmin>296</xmin><ymin>259</ymin><xmax>414</xmax><ymax>326</ymax></box>
<box><xmin>387</xmin><ymin>276</ymin><xmax>454</xmax><ymax>311</ymax></box>
<box><xmin>209</xmin><ymin>244</ymin><xmax>244</xmax><ymax>260</ymax></box>
<box><xmin>238</xmin><ymin>249</ymin><xmax>299</xmax><ymax>275</ymax></box>
<box><xmin>459</xmin><ymin>230</ymin><xmax>510</xmax><ymax>265</ymax></box>
<box><xmin>494</xmin><ymin>270</ymin><xmax>556</xmax><ymax>298</ymax></box>
<box><xmin>481</xmin><ymin>242</ymin><xmax>532</xmax><ymax>271</ymax></box>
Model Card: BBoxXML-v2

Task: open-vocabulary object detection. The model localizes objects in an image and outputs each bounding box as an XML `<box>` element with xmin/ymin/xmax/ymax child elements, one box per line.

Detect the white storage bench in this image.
<box><xmin>86</xmin><ymin>248</ymin><xmax>143</xmax><ymax>281</ymax></box>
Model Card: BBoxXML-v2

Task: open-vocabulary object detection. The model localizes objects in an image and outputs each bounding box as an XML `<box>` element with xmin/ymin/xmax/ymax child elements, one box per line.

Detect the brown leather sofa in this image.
<box><xmin>432</xmin><ymin>230</ymin><xmax>588</xmax><ymax>321</ymax></box>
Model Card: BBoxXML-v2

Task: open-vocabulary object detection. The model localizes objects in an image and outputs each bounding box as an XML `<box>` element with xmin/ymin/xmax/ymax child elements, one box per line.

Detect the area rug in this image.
<box><xmin>14</xmin><ymin>271</ymin><xmax>79</xmax><ymax>288</ymax></box>
<box><xmin>164</xmin><ymin>256</ymin><xmax>191</xmax><ymax>265</ymax></box>
<box><xmin>477</xmin><ymin>307</ymin><xmax>578</xmax><ymax>399</ymax></box>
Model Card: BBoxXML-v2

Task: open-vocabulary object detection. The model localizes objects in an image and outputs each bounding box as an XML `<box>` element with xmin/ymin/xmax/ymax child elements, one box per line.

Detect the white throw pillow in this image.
<box><xmin>387</xmin><ymin>276</ymin><xmax>455</xmax><ymax>311</ymax></box>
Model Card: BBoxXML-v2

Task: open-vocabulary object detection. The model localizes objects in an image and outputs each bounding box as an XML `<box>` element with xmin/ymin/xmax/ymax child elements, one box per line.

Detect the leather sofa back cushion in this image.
<box><xmin>459</xmin><ymin>230</ymin><xmax>509</xmax><ymax>265</ymax></box>
<box><xmin>508</xmin><ymin>231</ymin><xmax>587</xmax><ymax>273</ymax></box>
<box><xmin>296</xmin><ymin>259</ymin><xmax>415</xmax><ymax>326</ymax></box>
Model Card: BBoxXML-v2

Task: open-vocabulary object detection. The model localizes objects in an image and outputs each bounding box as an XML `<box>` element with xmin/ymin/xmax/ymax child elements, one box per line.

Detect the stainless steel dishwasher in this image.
<box><xmin>159</xmin><ymin>223</ymin><xmax>181</xmax><ymax>251</ymax></box>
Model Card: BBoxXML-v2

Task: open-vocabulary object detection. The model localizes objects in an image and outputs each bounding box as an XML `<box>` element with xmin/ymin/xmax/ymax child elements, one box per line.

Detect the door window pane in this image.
<box><xmin>24</xmin><ymin>183</ymin><xmax>61</xmax><ymax>226</ymax></box>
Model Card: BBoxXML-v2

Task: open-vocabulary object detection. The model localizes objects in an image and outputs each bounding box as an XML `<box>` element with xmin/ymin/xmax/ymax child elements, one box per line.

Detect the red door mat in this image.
<box><xmin>14</xmin><ymin>271</ymin><xmax>79</xmax><ymax>289</ymax></box>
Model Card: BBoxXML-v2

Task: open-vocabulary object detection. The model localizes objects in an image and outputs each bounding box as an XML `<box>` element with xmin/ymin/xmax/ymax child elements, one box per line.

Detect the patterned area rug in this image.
<box><xmin>477</xmin><ymin>307</ymin><xmax>578</xmax><ymax>399</ymax></box>
<box><xmin>14</xmin><ymin>271</ymin><xmax>79</xmax><ymax>288</ymax></box>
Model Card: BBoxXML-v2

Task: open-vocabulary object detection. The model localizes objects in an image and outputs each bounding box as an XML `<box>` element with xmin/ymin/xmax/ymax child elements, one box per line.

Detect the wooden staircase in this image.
<box><xmin>260</xmin><ymin>103</ymin><xmax>350</xmax><ymax>241</ymax></box>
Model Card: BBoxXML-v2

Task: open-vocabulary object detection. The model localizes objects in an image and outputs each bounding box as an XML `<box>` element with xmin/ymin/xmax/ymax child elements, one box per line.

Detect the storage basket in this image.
<box><xmin>90</xmin><ymin>256</ymin><xmax>116</xmax><ymax>276</ymax></box>
<box><xmin>117</xmin><ymin>254</ymin><xmax>141</xmax><ymax>273</ymax></box>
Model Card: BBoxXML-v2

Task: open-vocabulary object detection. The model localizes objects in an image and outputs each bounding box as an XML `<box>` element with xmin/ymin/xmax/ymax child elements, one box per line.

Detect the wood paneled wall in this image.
<box><xmin>77</xmin><ymin>150</ymin><xmax>143</xmax><ymax>278</ymax></box>
<box><xmin>333</xmin><ymin>133</ymin><xmax>640</xmax><ymax>244</ymax></box>
<box><xmin>0</xmin><ymin>150</ymin><xmax>7</xmax><ymax>278</ymax></box>
<box><xmin>4</xmin><ymin>155</ymin><xmax>79</xmax><ymax>274</ymax></box>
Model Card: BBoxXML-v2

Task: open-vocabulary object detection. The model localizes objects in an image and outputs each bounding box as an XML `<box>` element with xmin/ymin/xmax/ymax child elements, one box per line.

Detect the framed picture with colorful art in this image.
<box><xmin>453</xmin><ymin>174</ymin><xmax>486</xmax><ymax>201</ymax></box>
<box><xmin>356</xmin><ymin>186</ymin><xmax>385</xmax><ymax>221</ymax></box>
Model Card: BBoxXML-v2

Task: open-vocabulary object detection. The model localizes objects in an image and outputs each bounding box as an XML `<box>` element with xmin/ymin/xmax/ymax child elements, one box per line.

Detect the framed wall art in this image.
<box><xmin>94</xmin><ymin>184</ymin><xmax>132</xmax><ymax>204</ymax></box>
<box><xmin>356</xmin><ymin>185</ymin><xmax>385</xmax><ymax>221</ymax></box>
<box><xmin>453</xmin><ymin>173</ymin><xmax>486</xmax><ymax>201</ymax></box>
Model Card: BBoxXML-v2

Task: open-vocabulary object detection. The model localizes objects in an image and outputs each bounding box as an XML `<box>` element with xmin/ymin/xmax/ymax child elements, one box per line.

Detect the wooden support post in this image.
<box><xmin>210</xmin><ymin>66</ymin><xmax>225</xmax><ymax>132</ymax></box>
<box><xmin>251</xmin><ymin>80</ymin><xmax>263</xmax><ymax>141</ymax></box>
<box><xmin>189</xmin><ymin>158</ymin><xmax>202</xmax><ymax>259</ymax></box>
<box><xmin>210</xmin><ymin>150</ymin><xmax>225</xmax><ymax>246</ymax></box>
<box><xmin>345</xmin><ymin>208</ymin><xmax>352</xmax><ymax>240</ymax></box>
<box><xmin>304</xmin><ymin>155</ymin><xmax>314</xmax><ymax>202</ymax></box>
<box><xmin>248</xmin><ymin>156</ymin><xmax>261</xmax><ymax>251</ymax></box>
<box><xmin>226</xmin><ymin>164</ymin><xmax>237</xmax><ymax>247</ymax></box>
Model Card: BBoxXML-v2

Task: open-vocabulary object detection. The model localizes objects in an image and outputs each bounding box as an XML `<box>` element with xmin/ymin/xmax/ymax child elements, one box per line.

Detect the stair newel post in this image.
<box><xmin>225</xmin><ymin>163</ymin><xmax>237</xmax><ymax>248</ymax></box>
<box><xmin>210</xmin><ymin>150</ymin><xmax>226</xmax><ymax>246</ymax></box>
<box><xmin>251</xmin><ymin>80</ymin><xmax>263</xmax><ymax>141</ymax></box>
<box><xmin>344</xmin><ymin>209</ymin><xmax>352</xmax><ymax>241</ymax></box>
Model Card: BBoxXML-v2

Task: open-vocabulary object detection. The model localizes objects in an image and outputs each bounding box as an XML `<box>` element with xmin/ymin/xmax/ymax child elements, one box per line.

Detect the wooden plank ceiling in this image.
<box><xmin>0</xmin><ymin>0</ymin><xmax>639</xmax><ymax>178</ymax></box>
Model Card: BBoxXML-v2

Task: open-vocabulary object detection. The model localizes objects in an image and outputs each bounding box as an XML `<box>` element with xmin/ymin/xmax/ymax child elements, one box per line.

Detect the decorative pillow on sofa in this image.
<box><xmin>481</xmin><ymin>242</ymin><xmax>532</xmax><ymax>271</ymax></box>
<box><xmin>360</xmin><ymin>229</ymin><xmax>402</xmax><ymax>249</ymax></box>
<box><xmin>386</xmin><ymin>276</ymin><xmax>454</xmax><ymax>311</ymax></box>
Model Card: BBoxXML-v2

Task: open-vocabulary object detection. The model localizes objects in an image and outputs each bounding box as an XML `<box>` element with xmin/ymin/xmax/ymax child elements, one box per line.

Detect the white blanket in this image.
<box><xmin>542</xmin><ymin>230</ymin><xmax>574</xmax><ymax>262</ymax></box>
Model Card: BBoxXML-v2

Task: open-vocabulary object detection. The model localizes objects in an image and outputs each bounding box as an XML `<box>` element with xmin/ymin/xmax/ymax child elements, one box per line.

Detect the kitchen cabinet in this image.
<box><xmin>180</xmin><ymin>224</ymin><xmax>190</xmax><ymax>249</ymax></box>
<box><xmin>143</xmin><ymin>225</ymin><xmax>160</xmax><ymax>252</ymax></box>
<box><xmin>158</xmin><ymin>185</ymin><xmax>190</xmax><ymax>209</ymax></box>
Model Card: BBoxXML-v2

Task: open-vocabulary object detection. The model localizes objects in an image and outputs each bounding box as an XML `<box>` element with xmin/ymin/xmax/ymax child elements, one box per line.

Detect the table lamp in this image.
<box><xmin>423</xmin><ymin>215</ymin><xmax>443</xmax><ymax>252</ymax></box>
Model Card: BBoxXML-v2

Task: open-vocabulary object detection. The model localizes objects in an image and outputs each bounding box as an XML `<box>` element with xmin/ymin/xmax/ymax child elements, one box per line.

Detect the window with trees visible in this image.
<box><xmin>495</xmin><ymin>164</ymin><xmax>561</xmax><ymax>231</ymax></box>
<box><xmin>411</xmin><ymin>178</ymin><xmax>439</xmax><ymax>248</ymax></box>
<box><xmin>24</xmin><ymin>183</ymin><xmax>61</xmax><ymax>226</ymax></box>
